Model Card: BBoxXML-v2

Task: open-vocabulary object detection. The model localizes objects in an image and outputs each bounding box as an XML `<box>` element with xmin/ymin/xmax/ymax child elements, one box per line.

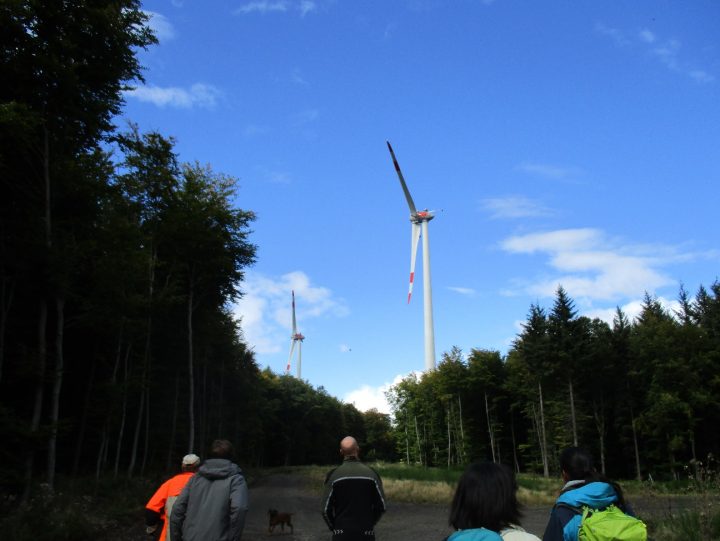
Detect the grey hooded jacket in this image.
<box><xmin>169</xmin><ymin>458</ymin><xmax>249</xmax><ymax>541</ymax></box>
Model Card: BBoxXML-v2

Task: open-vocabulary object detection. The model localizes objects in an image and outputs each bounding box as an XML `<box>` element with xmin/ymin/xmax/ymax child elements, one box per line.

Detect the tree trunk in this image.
<box><xmin>592</xmin><ymin>397</ymin><xmax>606</xmax><ymax>474</ymax></box>
<box><xmin>47</xmin><ymin>296</ymin><xmax>65</xmax><ymax>492</ymax></box>
<box><xmin>187</xmin><ymin>284</ymin><xmax>195</xmax><ymax>453</ymax></box>
<box><xmin>404</xmin><ymin>422</ymin><xmax>410</xmax><ymax>465</ymax></box>
<box><xmin>96</xmin><ymin>427</ymin><xmax>108</xmax><ymax>481</ymax></box>
<box><xmin>569</xmin><ymin>378</ymin><xmax>578</xmax><ymax>446</ymax></box>
<box><xmin>141</xmin><ymin>386</ymin><xmax>150</xmax><ymax>476</ymax></box>
<box><xmin>72</xmin><ymin>349</ymin><xmax>97</xmax><ymax>476</ymax></box>
<box><xmin>166</xmin><ymin>370</ymin><xmax>180</xmax><ymax>472</ymax></box>
<box><xmin>414</xmin><ymin>415</ymin><xmax>423</xmax><ymax>466</ymax></box>
<box><xmin>113</xmin><ymin>344</ymin><xmax>131</xmax><ymax>478</ymax></box>
<box><xmin>538</xmin><ymin>381</ymin><xmax>549</xmax><ymax>477</ymax></box>
<box><xmin>130</xmin><ymin>248</ymin><xmax>155</xmax><ymax>477</ymax></box>
<box><xmin>630</xmin><ymin>404</ymin><xmax>642</xmax><ymax>482</ymax></box>
<box><xmin>484</xmin><ymin>392</ymin><xmax>496</xmax><ymax>463</ymax></box>
<box><xmin>446</xmin><ymin>403</ymin><xmax>451</xmax><ymax>468</ymax></box>
<box><xmin>216</xmin><ymin>354</ymin><xmax>225</xmax><ymax>437</ymax></box>
<box><xmin>22</xmin><ymin>299</ymin><xmax>48</xmax><ymax>505</ymax></box>
<box><xmin>457</xmin><ymin>396</ymin><xmax>466</xmax><ymax>463</ymax></box>
<box><xmin>23</xmin><ymin>128</ymin><xmax>52</xmax><ymax>504</ymax></box>
<box><xmin>199</xmin><ymin>360</ymin><xmax>207</xmax><ymax>453</ymax></box>
<box><xmin>127</xmin><ymin>379</ymin><xmax>145</xmax><ymax>478</ymax></box>
<box><xmin>0</xmin><ymin>275</ymin><xmax>15</xmax><ymax>387</ymax></box>
<box><xmin>510</xmin><ymin>413</ymin><xmax>520</xmax><ymax>474</ymax></box>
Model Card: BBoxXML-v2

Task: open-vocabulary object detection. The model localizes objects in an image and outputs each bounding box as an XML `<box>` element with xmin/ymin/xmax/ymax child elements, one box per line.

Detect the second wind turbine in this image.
<box><xmin>286</xmin><ymin>290</ymin><xmax>305</xmax><ymax>378</ymax></box>
<box><xmin>387</xmin><ymin>141</ymin><xmax>436</xmax><ymax>371</ymax></box>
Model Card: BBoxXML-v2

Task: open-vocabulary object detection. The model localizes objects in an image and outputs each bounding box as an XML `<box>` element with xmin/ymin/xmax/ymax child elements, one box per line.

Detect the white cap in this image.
<box><xmin>182</xmin><ymin>453</ymin><xmax>200</xmax><ymax>465</ymax></box>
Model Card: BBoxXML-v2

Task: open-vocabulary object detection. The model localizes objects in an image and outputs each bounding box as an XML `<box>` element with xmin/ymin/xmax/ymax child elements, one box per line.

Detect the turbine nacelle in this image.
<box><xmin>410</xmin><ymin>209</ymin><xmax>435</xmax><ymax>223</ymax></box>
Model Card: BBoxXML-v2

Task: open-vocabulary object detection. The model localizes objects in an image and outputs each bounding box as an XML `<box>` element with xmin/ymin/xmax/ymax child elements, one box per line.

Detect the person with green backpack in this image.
<box><xmin>542</xmin><ymin>447</ymin><xmax>647</xmax><ymax>541</ymax></box>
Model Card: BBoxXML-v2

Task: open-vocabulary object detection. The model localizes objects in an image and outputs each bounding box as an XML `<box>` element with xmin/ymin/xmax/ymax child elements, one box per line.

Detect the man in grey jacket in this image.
<box><xmin>170</xmin><ymin>439</ymin><xmax>249</xmax><ymax>541</ymax></box>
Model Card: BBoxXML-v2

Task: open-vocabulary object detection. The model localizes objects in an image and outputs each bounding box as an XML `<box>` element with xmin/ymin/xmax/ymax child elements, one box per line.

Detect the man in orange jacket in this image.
<box><xmin>145</xmin><ymin>453</ymin><xmax>200</xmax><ymax>541</ymax></box>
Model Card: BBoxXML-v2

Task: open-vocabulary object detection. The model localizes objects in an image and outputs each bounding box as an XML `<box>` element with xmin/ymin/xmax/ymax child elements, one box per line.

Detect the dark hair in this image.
<box><xmin>560</xmin><ymin>447</ymin><xmax>595</xmax><ymax>481</ymax></box>
<box><xmin>209</xmin><ymin>439</ymin><xmax>234</xmax><ymax>459</ymax></box>
<box><xmin>448</xmin><ymin>462</ymin><xmax>522</xmax><ymax>532</ymax></box>
<box><xmin>559</xmin><ymin>447</ymin><xmax>626</xmax><ymax>508</ymax></box>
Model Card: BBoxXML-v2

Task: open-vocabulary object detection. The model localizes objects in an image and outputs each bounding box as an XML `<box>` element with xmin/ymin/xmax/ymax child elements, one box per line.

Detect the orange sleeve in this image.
<box><xmin>146</xmin><ymin>478</ymin><xmax>171</xmax><ymax>516</ymax></box>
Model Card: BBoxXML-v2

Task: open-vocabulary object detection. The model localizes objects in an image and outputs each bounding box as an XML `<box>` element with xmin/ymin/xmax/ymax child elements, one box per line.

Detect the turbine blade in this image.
<box><xmin>291</xmin><ymin>290</ymin><xmax>297</xmax><ymax>333</ymax></box>
<box><xmin>386</xmin><ymin>141</ymin><xmax>417</xmax><ymax>215</ymax></box>
<box><xmin>287</xmin><ymin>340</ymin><xmax>296</xmax><ymax>373</ymax></box>
<box><xmin>408</xmin><ymin>223</ymin><xmax>421</xmax><ymax>304</ymax></box>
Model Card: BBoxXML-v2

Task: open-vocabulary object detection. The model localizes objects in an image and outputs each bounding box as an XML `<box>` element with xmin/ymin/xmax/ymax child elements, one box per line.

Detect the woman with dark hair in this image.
<box><xmin>445</xmin><ymin>462</ymin><xmax>540</xmax><ymax>541</ymax></box>
<box><xmin>542</xmin><ymin>447</ymin><xmax>639</xmax><ymax>541</ymax></box>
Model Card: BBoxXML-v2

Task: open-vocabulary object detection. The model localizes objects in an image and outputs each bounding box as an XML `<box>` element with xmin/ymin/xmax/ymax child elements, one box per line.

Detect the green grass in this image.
<box><xmin>0</xmin><ymin>476</ymin><xmax>155</xmax><ymax>541</ymax></box>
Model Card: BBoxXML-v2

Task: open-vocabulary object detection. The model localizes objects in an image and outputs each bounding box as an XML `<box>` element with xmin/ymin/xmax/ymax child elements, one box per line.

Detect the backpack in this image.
<box><xmin>563</xmin><ymin>503</ymin><xmax>647</xmax><ymax>541</ymax></box>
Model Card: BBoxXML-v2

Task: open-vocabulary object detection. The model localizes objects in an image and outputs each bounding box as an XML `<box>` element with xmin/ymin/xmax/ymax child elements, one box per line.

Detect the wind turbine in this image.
<box><xmin>286</xmin><ymin>290</ymin><xmax>305</xmax><ymax>378</ymax></box>
<box><xmin>386</xmin><ymin>141</ymin><xmax>436</xmax><ymax>371</ymax></box>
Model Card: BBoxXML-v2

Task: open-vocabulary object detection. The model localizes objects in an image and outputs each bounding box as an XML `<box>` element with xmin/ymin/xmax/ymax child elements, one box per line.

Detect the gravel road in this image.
<box><xmin>241</xmin><ymin>472</ymin><xmax>550</xmax><ymax>541</ymax></box>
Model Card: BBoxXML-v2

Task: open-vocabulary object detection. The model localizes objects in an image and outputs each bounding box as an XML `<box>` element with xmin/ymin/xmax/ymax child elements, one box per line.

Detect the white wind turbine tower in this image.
<box><xmin>286</xmin><ymin>290</ymin><xmax>305</xmax><ymax>378</ymax></box>
<box><xmin>386</xmin><ymin>141</ymin><xmax>436</xmax><ymax>371</ymax></box>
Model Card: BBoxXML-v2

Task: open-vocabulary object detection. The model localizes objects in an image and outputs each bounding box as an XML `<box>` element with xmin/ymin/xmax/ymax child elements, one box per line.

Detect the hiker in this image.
<box><xmin>169</xmin><ymin>439</ymin><xmax>249</xmax><ymax>541</ymax></box>
<box><xmin>542</xmin><ymin>447</ymin><xmax>646</xmax><ymax>541</ymax></box>
<box><xmin>444</xmin><ymin>462</ymin><xmax>540</xmax><ymax>541</ymax></box>
<box><xmin>145</xmin><ymin>453</ymin><xmax>200</xmax><ymax>541</ymax></box>
<box><xmin>322</xmin><ymin>436</ymin><xmax>386</xmax><ymax>540</ymax></box>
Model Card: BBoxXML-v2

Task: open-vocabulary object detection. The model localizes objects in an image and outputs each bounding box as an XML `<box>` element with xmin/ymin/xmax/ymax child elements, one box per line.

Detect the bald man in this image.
<box><xmin>321</xmin><ymin>436</ymin><xmax>386</xmax><ymax>540</ymax></box>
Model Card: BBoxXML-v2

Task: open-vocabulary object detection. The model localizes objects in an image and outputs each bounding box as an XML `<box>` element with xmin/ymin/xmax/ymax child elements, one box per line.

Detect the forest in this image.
<box><xmin>1</xmin><ymin>1</ymin><xmax>719</xmax><ymax>508</ymax></box>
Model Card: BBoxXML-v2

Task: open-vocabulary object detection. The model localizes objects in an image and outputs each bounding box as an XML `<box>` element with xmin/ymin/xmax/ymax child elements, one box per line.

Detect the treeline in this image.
<box><xmin>0</xmin><ymin>1</ymin><xmax>396</xmax><ymax>503</ymax></box>
<box><xmin>387</xmin><ymin>285</ymin><xmax>720</xmax><ymax>480</ymax></box>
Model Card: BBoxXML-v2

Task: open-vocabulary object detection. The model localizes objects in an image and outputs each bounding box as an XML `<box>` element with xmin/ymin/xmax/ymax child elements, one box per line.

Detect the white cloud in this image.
<box><xmin>595</xmin><ymin>23</ymin><xmax>628</xmax><ymax>46</ymax></box>
<box><xmin>125</xmin><ymin>83</ymin><xmax>221</xmax><ymax>109</ymax></box>
<box><xmin>144</xmin><ymin>11</ymin><xmax>175</xmax><ymax>42</ymax></box>
<box><xmin>235</xmin><ymin>1</ymin><xmax>288</xmax><ymax>15</ymax></box>
<box><xmin>344</xmin><ymin>373</ymin><xmax>409</xmax><ymax>414</ymax></box>
<box><xmin>583</xmin><ymin>296</ymin><xmax>681</xmax><ymax>325</ymax></box>
<box><xmin>291</xmin><ymin>109</ymin><xmax>319</xmax><ymax>125</ymax></box>
<box><xmin>646</xmin><ymin>37</ymin><xmax>715</xmax><ymax>83</ymax></box>
<box><xmin>243</xmin><ymin>124</ymin><xmax>271</xmax><ymax>137</ymax></box>
<box><xmin>652</xmin><ymin>39</ymin><xmax>681</xmax><ymax>71</ymax></box>
<box><xmin>516</xmin><ymin>163</ymin><xmax>582</xmax><ymax>181</ymax></box>
<box><xmin>299</xmin><ymin>1</ymin><xmax>316</xmax><ymax>16</ymax></box>
<box><xmin>253</xmin><ymin>165</ymin><xmax>292</xmax><ymax>184</ymax></box>
<box><xmin>292</xmin><ymin>68</ymin><xmax>309</xmax><ymax>86</ymax></box>
<box><xmin>639</xmin><ymin>29</ymin><xmax>655</xmax><ymax>43</ymax></box>
<box><xmin>480</xmin><ymin>196</ymin><xmax>553</xmax><ymax>219</ymax></box>
<box><xmin>447</xmin><ymin>286</ymin><xmax>476</xmax><ymax>296</ymax></box>
<box><xmin>500</xmin><ymin>229</ymin><xmax>681</xmax><ymax>301</ymax></box>
<box><xmin>597</xmin><ymin>24</ymin><xmax>714</xmax><ymax>84</ymax></box>
<box><xmin>233</xmin><ymin>270</ymin><xmax>348</xmax><ymax>355</ymax></box>
<box><xmin>689</xmin><ymin>70</ymin><xmax>715</xmax><ymax>83</ymax></box>
<box><xmin>234</xmin><ymin>0</ymin><xmax>316</xmax><ymax>16</ymax></box>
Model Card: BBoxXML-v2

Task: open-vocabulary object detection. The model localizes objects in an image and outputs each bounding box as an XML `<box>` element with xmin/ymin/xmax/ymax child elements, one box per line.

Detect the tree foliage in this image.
<box><xmin>386</xmin><ymin>284</ymin><xmax>720</xmax><ymax>480</ymax></box>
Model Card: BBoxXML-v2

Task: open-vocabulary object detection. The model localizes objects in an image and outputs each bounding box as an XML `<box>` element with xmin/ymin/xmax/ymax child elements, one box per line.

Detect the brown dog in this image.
<box><xmin>268</xmin><ymin>508</ymin><xmax>294</xmax><ymax>534</ymax></box>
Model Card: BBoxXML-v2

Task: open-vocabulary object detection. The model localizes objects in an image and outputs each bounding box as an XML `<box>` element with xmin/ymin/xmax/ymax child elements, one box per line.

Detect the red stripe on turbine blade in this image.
<box><xmin>407</xmin><ymin>292</ymin><xmax>412</xmax><ymax>304</ymax></box>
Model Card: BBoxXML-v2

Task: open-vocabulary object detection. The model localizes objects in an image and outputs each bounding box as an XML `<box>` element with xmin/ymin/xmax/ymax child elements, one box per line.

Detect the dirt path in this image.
<box><xmin>242</xmin><ymin>472</ymin><xmax>550</xmax><ymax>541</ymax></box>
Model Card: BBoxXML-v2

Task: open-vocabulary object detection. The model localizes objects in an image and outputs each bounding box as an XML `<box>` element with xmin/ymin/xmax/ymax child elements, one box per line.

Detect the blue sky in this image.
<box><xmin>122</xmin><ymin>0</ymin><xmax>719</xmax><ymax>413</ymax></box>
